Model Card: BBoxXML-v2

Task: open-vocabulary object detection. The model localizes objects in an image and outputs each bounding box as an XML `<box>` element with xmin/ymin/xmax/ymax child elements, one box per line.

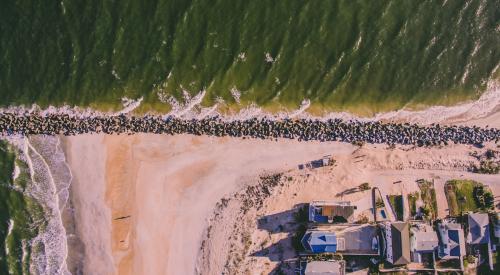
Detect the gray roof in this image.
<box><xmin>391</xmin><ymin>222</ymin><xmax>411</xmax><ymax>265</ymax></box>
<box><xmin>305</xmin><ymin>261</ymin><xmax>344</xmax><ymax>275</ymax></box>
<box><xmin>468</xmin><ymin>213</ymin><xmax>490</xmax><ymax>244</ymax></box>
<box><xmin>413</xmin><ymin>231</ymin><xmax>438</xmax><ymax>252</ymax></box>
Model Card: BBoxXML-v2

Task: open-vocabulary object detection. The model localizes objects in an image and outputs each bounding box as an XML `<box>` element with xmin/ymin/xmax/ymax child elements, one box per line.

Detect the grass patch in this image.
<box><xmin>388</xmin><ymin>195</ymin><xmax>404</xmax><ymax>221</ymax></box>
<box><xmin>418</xmin><ymin>180</ymin><xmax>438</xmax><ymax>220</ymax></box>
<box><xmin>407</xmin><ymin>192</ymin><xmax>419</xmax><ymax>217</ymax></box>
<box><xmin>445</xmin><ymin>180</ymin><xmax>491</xmax><ymax>216</ymax></box>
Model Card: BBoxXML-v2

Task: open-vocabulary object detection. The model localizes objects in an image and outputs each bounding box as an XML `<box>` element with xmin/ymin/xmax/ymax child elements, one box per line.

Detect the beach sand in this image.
<box><xmin>64</xmin><ymin>134</ymin><xmax>359</xmax><ymax>274</ymax></box>
<box><xmin>63</xmin><ymin>135</ymin><xmax>114</xmax><ymax>275</ymax></box>
<box><xmin>63</xmin><ymin>130</ymin><xmax>500</xmax><ymax>275</ymax></box>
<box><xmin>59</xmin><ymin>98</ymin><xmax>500</xmax><ymax>275</ymax></box>
<box><xmin>196</xmin><ymin>141</ymin><xmax>500</xmax><ymax>274</ymax></box>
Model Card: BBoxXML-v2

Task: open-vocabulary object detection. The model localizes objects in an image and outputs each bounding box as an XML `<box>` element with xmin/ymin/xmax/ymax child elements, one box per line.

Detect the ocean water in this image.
<box><xmin>0</xmin><ymin>137</ymin><xmax>72</xmax><ymax>275</ymax></box>
<box><xmin>1</xmin><ymin>0</ymin><xmax>499</xmax><ymax>115</ymax></box>
<box><xmin>0</xmin><ymin>140</ymin><xmax>38</xmax><ymax>275</ymax></box>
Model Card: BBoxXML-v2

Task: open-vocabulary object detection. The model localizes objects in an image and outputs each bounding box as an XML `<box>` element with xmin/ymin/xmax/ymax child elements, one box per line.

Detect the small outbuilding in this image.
<box><xmin>309</xmin><ymin>201</ymin><xmax>357</xmax><ymax>223</ymax></box>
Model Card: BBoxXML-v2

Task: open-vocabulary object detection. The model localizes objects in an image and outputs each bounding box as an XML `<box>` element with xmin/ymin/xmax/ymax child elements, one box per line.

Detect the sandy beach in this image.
<box><xmin>61</xmin><ymin>124</ymin><xmax>500</xmax><ymax>275</ymax></box>
<box><xmin>56</xmin><ymin>99</ymin><xmax>500</xmax><ymax>275</ymax></box>
<box><xmin>2</xmin><ymin>2</ymin><xmax>499</xmax><ymax>273</ymax></box>
<box><xmin>64</xmin><ymin>134</ymin><xmax>359</xmax><ymax>274</ymax></box>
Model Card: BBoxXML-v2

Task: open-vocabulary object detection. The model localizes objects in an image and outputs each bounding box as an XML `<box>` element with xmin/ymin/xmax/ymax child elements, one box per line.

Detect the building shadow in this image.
<box><xmin>336</xmin><ymin>187</ymin><xmax>360</xmax><ymax>198</ymax></box>
<box><xmin>257</xmin><ymin>203</ymin><xmax>308</xmax><ymax>233</ymax></box>
<box><xmin>251</xmin><ymin>237</ymin><xmax>296</xmax><ymax>262</ymax></box>
<box><xmin>252</xmin><ymin>204</ymin><xmax>308</xmax><ymax>266</ymax></box>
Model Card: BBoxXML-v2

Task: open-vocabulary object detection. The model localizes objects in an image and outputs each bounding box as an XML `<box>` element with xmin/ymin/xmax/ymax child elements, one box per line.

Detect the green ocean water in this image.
<box><xmin>0</xmin><ymin>0</ymin><xmax>499</xmax><ymax>114</ymax></box>
<box><xmin>0</xmin><ymin>141</ymin><xmax>44</xmax><ymax>275</ymax></box>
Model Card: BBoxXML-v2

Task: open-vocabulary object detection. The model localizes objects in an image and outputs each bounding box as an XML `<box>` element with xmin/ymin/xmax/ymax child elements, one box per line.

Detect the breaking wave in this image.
<box><xmin>5</xmin><ymin>136</ymin><xmax>73</xmax><ymax>275</ymax></box>
<box><xmin>0</xmin><ymin>80</ymin><xmax>499</xmax><ymax>126</ymax></box>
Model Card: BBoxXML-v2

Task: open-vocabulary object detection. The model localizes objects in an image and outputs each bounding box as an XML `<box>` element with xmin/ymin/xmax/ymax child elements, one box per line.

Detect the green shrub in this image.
<box><xmin>474</xmin><ymin>185</ymin><xmax>494</xmax><ymax>210</ymax></box>
<box><xmin>359</xmin><ymin>182</ymin><xmax>371</xmax><ymax>191</ymax></box>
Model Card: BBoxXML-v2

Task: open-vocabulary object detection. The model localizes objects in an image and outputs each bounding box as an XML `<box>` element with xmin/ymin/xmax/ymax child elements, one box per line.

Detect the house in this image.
<box><xmin>302</xmin><ymin>225</ymin><xmax>379</xmax><ymax>255</ymax></box>
<box><xmin>410</xmin><ymin>224</ymin><xmax>438</xmax><ymax>263</ymax></box>
<box><xmin>381</xmin><ymin>222</ymin><xmax>411</xmax><ymax>265</ymax></box>
<box><xmin>302</xmin><ymin>231</ymin><xmax>338</xmax><ymax>253</ymax></box>
<box><xmin>467</xmin><ymin>213</ymin><xmax>490</xmax><ymax>245</ymax></box>
<box><xmin>437</xmin><ymin>221</ymin><xmax>465</xmax><ymax>259</ymax></box>
<box><xmin>309</xmin><ymin>201</ymin><xmax>357</xmax><ymax>223</ymax></box>
<box><xmin>303</xmin><ymin>261</ymin><xmax>345</xmax><ymax>275</ymax></box>
<box><xmin>467</xmin><ymin>213</ymin><xmax>493</xmax><ymax>271</ymax></box>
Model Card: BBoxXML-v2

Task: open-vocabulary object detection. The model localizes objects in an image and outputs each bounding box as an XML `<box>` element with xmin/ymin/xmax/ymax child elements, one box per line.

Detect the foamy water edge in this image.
<box><xmin>1</xmin><ymin>80</ymin><xmax>498</xmax><ymax>126</ymax></box>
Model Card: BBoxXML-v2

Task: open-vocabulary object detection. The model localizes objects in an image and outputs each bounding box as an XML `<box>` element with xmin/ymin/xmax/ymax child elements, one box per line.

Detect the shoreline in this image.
<box><xmin>1</xmin><ymin>114</ymin><xmax>499</xmax><ymax>147</ymax></box>
<box><xmin>0</xmin><ymin>79</ymin><xmax>498</xmax><ymax>124</ymax></box>
<box><xmin>62</xmin><ymin>135</ymin><xmax>115</xmax><ymax>275</ymax></box>
<box><xmin>20</xmin><ymin>86</ymin><xmax>499</xmax><ymax>275</ymax></box>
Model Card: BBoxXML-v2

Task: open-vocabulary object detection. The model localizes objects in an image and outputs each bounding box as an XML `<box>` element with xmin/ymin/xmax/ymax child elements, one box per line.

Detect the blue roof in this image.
<box><xmin>448</xmin><ymin>230</ymin><xmax>459</xmax><ymax>243</ymax></box>
<box><xmin>438</xmin><ymin>224</ymin><xmax>465</xmax><ymax>258</ymax></box>
<box><xmin>310</xmin><ymin>205</ymin><xmax>327</xmax><ymax>223</ymax></box>
<box><xmin>468</xmin><ymin>213</ymin><xmax>490</xmax><ymax>245</ymax></box>
<box><xmin>302</xmin><ymin>231</ymin><xmax>337</xmax><ymax>253</ymax></box>
<box><xmin>450</xmin><ymin>245</ymin><xmax>461</xmax><ymax>257</ymax></box>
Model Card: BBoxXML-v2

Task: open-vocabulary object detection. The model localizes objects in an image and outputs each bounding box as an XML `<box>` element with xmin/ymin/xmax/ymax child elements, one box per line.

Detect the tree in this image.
<box><xmin>420</xmin><ymin>205</ymin><xmax>431</xmax><ymax>217</ymax></box>
<box><xmin>359</xmin><ymin>182</ymin><xmax>371</xmax><ymax>191</ymax></box>
<box><xmin>375</xmin><ymin>198</ymin><xmax>385</xmax><ymax>208</ymax></box>
<box><xmin>474</xmin><ymin>185</ymin><xmax>495</xmax><ymax>209</ymax></box>
<box><xmin>484</xmin><ymin>191</ymin><xmax>494</xmax><ymax>209</ymax></box>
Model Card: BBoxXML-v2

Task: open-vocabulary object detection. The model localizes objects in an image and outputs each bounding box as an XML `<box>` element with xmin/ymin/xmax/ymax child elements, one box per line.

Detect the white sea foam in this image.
<box><xmin>13</xmin><ymin>163</ymin><xmax>20</xmax><ymax>181</ymax></box>
<box><xmin>111</xmin><ymin>69</ymin><xmax>121</xmax><ymax>80</ymax></box>
<box><xmin>230</xmin><ymin>87</ymin><xmax>241</xmax><ymax>104</ymax></box>
<box><xmin>165</xmin><ymin>89</ymin><xmax>208</xmax><ymax>119</ymax></box>
<box><xmin>197</xmin><ymin>104</ymin><xmax>219</xmax><ymax>120</ymax></box>
<box><xmin>230</xmin><ymin>103</ymin><xmax>264</xmax><ymax>121</ymax></box>
<box><xmin>5</xmin><ymin>219</ymin><xmax>14</xmax><ymax>255</ymax></box>
<box><xmin>373</xmin><ymin>79</ymin><xmax>500</xmax><ymax>124</ymax></box>
<box><xmin>17</xmin><ymin>137</ymin><xmax>71</xmax><ymax>275</ymax></box>
<box><xmin>265</xmin><ymin>52</ymin><xmax>274</xmax><ymax>63</ymax></box>
<box><xmin>0</xmin><ymin>79</ymin><xmax>499</xmax><ymax>126</ymax></box>
<box><xmin>115</xmin><ymin>97</ymin><xmax>143</xmax><ymax>115</ymax></box>
<box><xmin>238</xmin><ymin>52</ymin><xmax>246</xmax><ymax>61</ymax></box>
<box><xmin>287</xmin><ymin>99</ymin><xmax>311</xmax><ymax>119</ymax></box>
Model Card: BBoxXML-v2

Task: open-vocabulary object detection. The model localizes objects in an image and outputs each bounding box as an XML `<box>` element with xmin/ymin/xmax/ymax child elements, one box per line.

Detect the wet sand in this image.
<box><xmin>63</xmin><ymin>135</ymin><xmax>114</xmax><ymax>275</ymax></box>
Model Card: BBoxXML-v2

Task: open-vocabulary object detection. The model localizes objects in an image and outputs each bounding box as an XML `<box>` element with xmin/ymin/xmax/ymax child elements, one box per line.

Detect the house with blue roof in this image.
<box><xmin>467</xmin><ymin>213</ymin><xmax>493</xmax><ymax>271</ymax></box>
<box><xmin>437</xmin><ymin>221</ymin><xmax>465</xmax><ymax>260</ymax></box>
<box><xmin>467</xmin><ymin>213</ymin><xmax>490</xmax><ymax>245</ymax></box>
<box><xmin>301</xmin><ymin>225</ymin><xmax>379</xmax><ymax>255</ymax></box>
<box><xmin>301</xmin><ymin>231</ymin><xmax>338</xmax><ymax>253</ymax></box>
